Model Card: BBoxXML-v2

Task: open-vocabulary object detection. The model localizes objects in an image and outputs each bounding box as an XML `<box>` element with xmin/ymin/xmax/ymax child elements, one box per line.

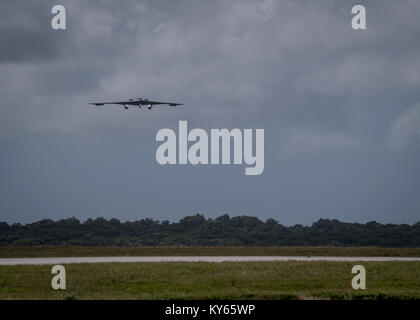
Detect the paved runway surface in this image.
<box><xmin>1</xmin><ymin>256</ymin><xmax>420</xmax><ymax>265</ymax></box>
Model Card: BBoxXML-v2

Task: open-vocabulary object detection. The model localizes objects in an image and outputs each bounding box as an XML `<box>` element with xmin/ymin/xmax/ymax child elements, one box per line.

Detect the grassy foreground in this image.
<box><xmin>0</xmin><ymin>261</ymin><xmax>419</xmax><ymax>300</ymax></box>
<box><xmin>1</xmin><ymin>246</ymin><xmax>420</xmax><ymax>258</ymax></box>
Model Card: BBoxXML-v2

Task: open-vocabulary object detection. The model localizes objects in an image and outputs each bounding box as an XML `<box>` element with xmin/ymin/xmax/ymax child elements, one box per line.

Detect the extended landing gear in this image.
<box><xmin>147</xmin><ymin>104</ymin><xmax>152</xmax><ymax>110</ymax></box>
<box><xmin>124</xmin><ymin>104</ymin><xmax>128</xmax><ymax>110</ymax></box>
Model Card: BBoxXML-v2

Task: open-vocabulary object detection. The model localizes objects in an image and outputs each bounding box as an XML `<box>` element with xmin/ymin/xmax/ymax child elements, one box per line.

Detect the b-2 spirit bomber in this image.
<box><xmin>89</xmin><ymin>97</ymin><xmax>183</xmax><ymax>110</ymax></box>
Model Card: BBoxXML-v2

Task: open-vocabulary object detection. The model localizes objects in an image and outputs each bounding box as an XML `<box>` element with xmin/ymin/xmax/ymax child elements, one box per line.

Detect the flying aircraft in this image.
<box><xmin>89</xmin><ymin>97</ymin><xmax>183</xmax><ymax>110</ymax></box>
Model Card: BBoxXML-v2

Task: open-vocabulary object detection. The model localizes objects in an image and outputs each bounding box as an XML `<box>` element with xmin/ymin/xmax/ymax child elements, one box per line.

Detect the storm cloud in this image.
<box><xmin>1</xmin><ymin>0</ymin><xmax>419</xmax><ymax>225</ymax></box>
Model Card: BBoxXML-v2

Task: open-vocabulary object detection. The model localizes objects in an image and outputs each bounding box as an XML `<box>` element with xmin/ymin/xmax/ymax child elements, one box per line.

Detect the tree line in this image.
<box><xmin>0</xmin><ymin>214</ymin><xmax>419</xmax><ymax>247</ymax></box>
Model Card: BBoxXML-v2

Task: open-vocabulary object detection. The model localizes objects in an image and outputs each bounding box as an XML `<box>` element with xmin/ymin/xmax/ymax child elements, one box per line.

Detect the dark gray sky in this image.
<box><xmin>1</xmin><ymin>0</ymin><xmax>419</xmax><ymax>225</ymax></box>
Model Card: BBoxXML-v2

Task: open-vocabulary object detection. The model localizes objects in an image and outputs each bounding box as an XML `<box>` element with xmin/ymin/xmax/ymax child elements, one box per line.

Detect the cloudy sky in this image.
<box><xmin>1</xmin><ymin>0</ymin><xmax>419</xmax><ymax>225</ymax></box>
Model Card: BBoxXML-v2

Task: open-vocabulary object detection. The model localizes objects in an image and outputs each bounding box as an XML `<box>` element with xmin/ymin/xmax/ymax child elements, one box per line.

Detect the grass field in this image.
<box><xmin>1</xmin><ymin>247</ymin><xmax>419</xmax><ymax>300</ymax></box>
<box><xmin>0</xmin><ymin>261</ymin><xmax>419</xmax><ymax>300</ymax></box>
<box><xmin>1</xmin><ymin>246</ymin><xmax>420</xmax><ymax>258</ymax></box>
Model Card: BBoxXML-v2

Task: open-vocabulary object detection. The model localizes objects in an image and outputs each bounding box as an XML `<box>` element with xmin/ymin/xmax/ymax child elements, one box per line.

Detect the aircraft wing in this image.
<box><xmin>89</xmin><ymin>102</ymin><xmax>124</xmax><ymax>106</ymax></box>
<box><xmin>147</xmin><ymin>101</ymin><xmax>184</xmax><ymax>106</ymax></box>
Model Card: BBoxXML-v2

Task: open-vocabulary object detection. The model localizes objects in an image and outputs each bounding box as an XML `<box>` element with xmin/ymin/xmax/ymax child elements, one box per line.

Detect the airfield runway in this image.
<box><xmin>1</xmin><ymin>256</ymin><xmax>420</xmax><ymax>265</ymax></box>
